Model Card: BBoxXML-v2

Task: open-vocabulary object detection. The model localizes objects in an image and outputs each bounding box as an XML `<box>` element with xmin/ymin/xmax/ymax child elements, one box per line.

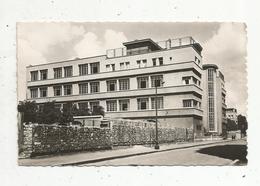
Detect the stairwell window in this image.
<box><xmin>183</xmin><ymin>99</ymin><xmax>192</xmax><ymax>107</ymax></box>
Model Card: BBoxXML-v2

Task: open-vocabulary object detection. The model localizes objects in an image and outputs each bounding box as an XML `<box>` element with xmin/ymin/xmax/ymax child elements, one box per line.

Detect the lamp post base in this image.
<box><xmin>155</xmin><ymin>144</ymin><xmax>160</xmax><ymax>150</ymax></box>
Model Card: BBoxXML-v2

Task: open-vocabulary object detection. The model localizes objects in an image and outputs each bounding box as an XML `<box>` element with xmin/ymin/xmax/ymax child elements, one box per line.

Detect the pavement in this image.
<box><xmin>18</xmin><ymin>139</ymin><xmax>237</xmax><ymax>166</ymax></box>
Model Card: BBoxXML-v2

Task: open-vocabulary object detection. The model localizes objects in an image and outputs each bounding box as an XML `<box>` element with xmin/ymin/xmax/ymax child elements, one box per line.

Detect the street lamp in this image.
<box><xmin>154</xmin><ymin>79</ymin><xmax>164</xmax><ymax>150</ymax></box>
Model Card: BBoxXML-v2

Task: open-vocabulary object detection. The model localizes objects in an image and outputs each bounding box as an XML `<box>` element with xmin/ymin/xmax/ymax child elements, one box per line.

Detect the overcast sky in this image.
<box><xmin>17</xmin><ymin>22</ymin><xmax>247</xmax><ymax>115</ymax></box>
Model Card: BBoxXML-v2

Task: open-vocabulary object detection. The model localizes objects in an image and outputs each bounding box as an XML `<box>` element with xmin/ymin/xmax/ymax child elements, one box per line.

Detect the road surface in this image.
<box><xmin>81</xmin><ymin>139</ymin><xmax>247</xmax><ymax>166</ymax></box>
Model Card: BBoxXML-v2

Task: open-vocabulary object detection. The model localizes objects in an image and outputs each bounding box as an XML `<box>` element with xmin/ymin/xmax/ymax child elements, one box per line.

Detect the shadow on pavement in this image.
<box><xmin>197</xmin><ymin>144</ymin><xmax>247</xmax><ymax>165</ymax></box>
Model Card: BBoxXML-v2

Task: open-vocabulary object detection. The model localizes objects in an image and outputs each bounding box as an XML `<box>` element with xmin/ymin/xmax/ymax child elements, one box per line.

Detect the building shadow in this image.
<box><xmin>197</xmin><ymin>144</ymin><xmax>247</xmax><ymax>164</ymax></box>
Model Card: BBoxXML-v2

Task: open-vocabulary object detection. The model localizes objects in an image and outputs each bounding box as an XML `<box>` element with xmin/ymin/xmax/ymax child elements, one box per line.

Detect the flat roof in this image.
<box><xmin>123</xmin><ymin>38</ymin><xmax>162</xmax><ymax>51</ymax></box>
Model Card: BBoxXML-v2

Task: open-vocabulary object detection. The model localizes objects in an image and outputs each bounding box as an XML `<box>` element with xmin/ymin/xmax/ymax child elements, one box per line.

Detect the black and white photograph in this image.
<box><xmin>17</xmin><ymin>22</ymin><xmax>248</xmax><ymax>166</ymax></box>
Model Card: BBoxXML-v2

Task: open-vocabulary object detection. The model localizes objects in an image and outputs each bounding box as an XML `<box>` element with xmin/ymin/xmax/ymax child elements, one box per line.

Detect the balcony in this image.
<box><xmin>27</xmin><ymin>84</ymin><xmax>202</xmax><ymax>103</ymax></box>
<box><xmin>27</xmin><ymin>61</ymin><xmax>202</xmax><ymax>87</ymax></box>
<box><xmin>106</xmin><ymin>108</ymin><xmax>203</xmax><ymax>118</ymax></box>
<box><xmin>106</xmin><ymin>36</ymin><xmax>202</xmax><ymax>58</ymax></box>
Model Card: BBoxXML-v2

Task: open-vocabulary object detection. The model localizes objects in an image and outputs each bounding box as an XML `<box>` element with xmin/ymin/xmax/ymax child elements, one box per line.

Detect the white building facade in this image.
<box><xmin>26</xmin><ymin>37</ymin><xmax>205</xmax><ymax>136</ymax></box>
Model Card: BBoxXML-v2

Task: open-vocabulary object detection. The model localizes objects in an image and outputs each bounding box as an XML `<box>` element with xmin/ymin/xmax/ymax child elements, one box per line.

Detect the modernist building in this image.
<box><xmin>226</xmin><ymin>108</ymin><xmax>238</xmax><ymax>124</ymax></box>
<box><xmin>202</xmin><ymin>64</ymin><xmax>227</xmax><ymax>135</ymax></box>
<box><xmin>26</xmin><ymin>36</ymin><xmax>205</xmax><ymax>136</ymax></box>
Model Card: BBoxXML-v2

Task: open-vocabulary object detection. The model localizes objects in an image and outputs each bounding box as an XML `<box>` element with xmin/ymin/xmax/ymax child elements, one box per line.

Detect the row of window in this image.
<box><xmin>182</xmin><ymin>99</ymin><xmax>202</xmax><ymax>109</ymax></box>
<box><xmin>30</xmin><ymin>75</ymin><xmax>164</xmax><ymax>98</ymax></box>
<box><xmin>182</xmin><ymin>76</ymin><xmax>201</xmax><ymax>86</ymax></box>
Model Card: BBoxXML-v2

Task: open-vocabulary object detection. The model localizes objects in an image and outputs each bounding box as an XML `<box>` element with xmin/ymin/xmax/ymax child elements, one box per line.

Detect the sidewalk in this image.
<box><xmin>18</xmin><ymin>139</ymin><xmax>232</xmax><ymax>166</ymax></box>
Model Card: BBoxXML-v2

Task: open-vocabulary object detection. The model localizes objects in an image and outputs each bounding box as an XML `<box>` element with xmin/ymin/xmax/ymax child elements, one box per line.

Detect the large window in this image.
<box><xmin>183</xmin><ymin>100</ymin><xmax>192</xmax><ymax>107</ymax></box>
<box><xmin>137</xmin><ymin>98</ymin><xmax>149</xmax><ymax>110</ymax></box>
<box><xmin>119</xmin><ymin>99</ymin><xmax>129</xmax><ymax>111</ymax></box>
<box><xmin>79</xmin><ymin>64</ymin><xmax>88</xmax><ymax>76</ymax></box>
<box><xmin>106</xmin><ymin>100</ymin><xmax>117</xmax><ymax>112</ymax></box>
<box><xmin>137</xmin><ymin>76</ymin><xmax>149</xmax><ymax>89</ymax></box>
<box><xmin>90</xmin><ymin>62</ymin><xmax>100</xmax><ymax>74</ymax></box>
<box><xmin>53</xmin><ymin>86</ymin><xmax>62</xmax><ymax>96</ymax></box>
<box><xmin>54</xmin><ymin>67</ymin><xmax>62</xmax><ymax>79</ymax></box>
<box><xmin>107</xmin><ymin>80</ymin><xmax>117</xmax><ymax>92</ymax></box>
<box><xmin>39</xmin><ymin>87</ymin><xmax>47</xmax><ymax>97</ymax></box>
<box><xmin>90</xmin><ymin>82</ymin><xmax>100</xmax><ymax>93</ymax></box>
<box><xmin>151</xmin><ymin>75</ymin><xmax>163</xmax><ymax>87</ymax></box>
<box><xmin>40</xmin><ymin>69</ymin><xmax>48</xmax><ymax>80</ymax></box>
<box><xmin>79</xmin><ymin>83</ymin><xmax>88</xmax><ymax>94</ymax></box>
<box><xmin>89</xmin><ymin>101</ymin><xmax>99</xmax><ymax>111</ymax></box>
<box><xmin>64</xmin><ymin>66</ymin><xmax>73</xmax><ymax>77</ymax></box>
<box><xmin>30</xmin><ymin>71</ymin><xmax>38</xmax><ymax>81</ymax></box>
<box><xmin>30</xmin><ymin>88</ymin><xmax>38</xmax><ymax>98</ymax></box>
<box><xmin>151</xmin><ymin>97</ymin><xmax>164</xmax><ymax>109</ymax></box>
<box><xmin>119</xmin><ymin>78</ymin><xmax>129</xmax><ymax>90</ymax></box>
<box><xmin>64</xmin><ymin>85</ymin><xmax>72</xmax><ymax>95</ymax></box>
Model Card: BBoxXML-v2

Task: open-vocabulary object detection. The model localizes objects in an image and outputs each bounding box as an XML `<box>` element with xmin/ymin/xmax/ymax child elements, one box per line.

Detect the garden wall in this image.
<box><xmin>21</xmin><ymin>119</ymin><xmax>193</xmax><ymax>158</ymax></box>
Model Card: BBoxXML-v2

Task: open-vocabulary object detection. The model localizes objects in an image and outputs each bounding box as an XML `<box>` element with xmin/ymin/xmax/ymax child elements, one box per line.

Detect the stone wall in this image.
<box><xmin>21</xmin><ymin>119</ymin><xmax>193</xmax><ymax>157</ymax></box>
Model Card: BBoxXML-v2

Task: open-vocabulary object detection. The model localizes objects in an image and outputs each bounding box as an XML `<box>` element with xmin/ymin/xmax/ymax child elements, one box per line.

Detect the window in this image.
<box><xmin>90</xmin><ymin>62</ymin><xmax>100</xmax><ymax>74</ymax></box>
<box><xmin>170</xmin><ymin>57</ymin><xmax>172</xmax><ymax>61</ymax></box>
<box><xmin>107</xmin><ymin>80</ymin><xmax>117</xmax><ymax>92</ymax></box>
<box><xmin>158</xmin><ymin>57</ymin><xmax>163</xmax><ymax>65</ymax></box>
<box><xmin>78</xmin><ymin>102</ymin><xmax>88</xmax><ymax>110</ymax></box>
<box><xmin>54</xmin><ymin>104</ymin><xmax>62</xmax><ymax>111</ymax></box>
<box><xmin>79</xmin><ymin>64</ymin><xmax>88</xmax><ymax>76</ymax></box>
<box><xmin>126</xmin><ymin>62</ymin><xmax>130</xmax><ymax>69</ymax></box>
<box><xmin>40</xmin><ymin>70</ymin><xmax>48</xmax><ymax>80</ymax></box>
<box><xmin>151</xmin><ymin>75</ymin><xmax>163</xmax><ymax>87</ymax></box>
<box><xmin>151</xmin><ymin>97</ymin><xmax>164</xmax><ymax>109</ymax></box>
<box><xmin>142</xmin><ymin>59</ymin><xmax>147</xmax><ymax>67</ymax></box>
<box><xmin>182</xmin><ymin>77</ymin><xmax>191</xmax><ymax>85</ymax></box>
<box><xmin>183</xmin><ymin>100</ymin><xmax>192</xmax><ymax>107</ymax></box>
<box><xmin>54</xmin><ymin>68</ymin><xmax>62</xmax><ymax>79</ymax></box>
<box><xmin>89</xmin><ymin>101</ymin><xmax>99</xmax><ymax>111</ymax></box>
<box><xmin>64</xmin><ymin>85</ymin><xmax>72</xmax><ymax>95</ymax></box>
<box><xmin>152</xmin><ymin>58</ymin><xmax>157</xmax><ymax>66</ymax></box>
<box><xmin>53</xmin><ymin>86</ymin><xmax>62</xmax><ymax>96</ymax></box>
<box><xmin>195</xmin><ymin>56</ymin><xmax>200</xmax><ymax>64</ymax></box>
<box><xmin>64</xmin><ymin>66</ymin><xmax>73</xmax><ymax>77</ymax></box>
<box><xmin>111</xmin><ymin>64</ymin><xmax>115</xmax><ymax>71</ymax></box>
<box><xmin>137</xmin><ymin>76</ymin><xmax>149</xmax><ymax>89</ymax></box>
<box><xmin>137</xmin><ymin>60</ymin><xmax>141</xmax><ymax>68</ymax></box>
<box><xmin>106</xmin><ymin>100</ymin><xmax>117</xmax><ymax>112</ymax></box>
<box><xmin>137</xmin><ymin>98</ymin><xmax>149</xmax><ymax>110</ymax></box>
<box><xmin>30</xmin><ymin>88</ymin><xmax>38</xmax><ymax>98</ymax></box>
<box><xmin>79</xmin><ymin>83</ymin><xmax>88</xmax><ymax>94</ymax></box>
<box><xmin>39</xmin><ymin>87</ymin><xmax>47</xmax><ymax>97</ymax></box>
<box><xmin>90</xmin><ymin>82</ymin><xmax>100</xmax><ymax>93</ymax></box>
<box><xmin>30</xmin><ymin>71</ymin><xmax>38</xmax><ymax>81</ymax></box>
<box><xmin>120</xmin><ymin>62</ymin><xmax>125</xmax><ymax>70</ymax></box>
<box><xmin>196</xmin><ymin>125</ymin><xmax>202</xmax><ymax>131</ymax></box>
<box><xmin>106</xmin><ymin>64</ymin><xmax>110</xmax><ymax>71</ymax></box>
<box><xmin>119</xmin><ymin>78</ymin><xmax>129</xmax><ymax>90</ymax></box>
<box><xmin>119</xmin><ymin>99</ymin><xmax>129</xmax><ymax>111</ymax></box>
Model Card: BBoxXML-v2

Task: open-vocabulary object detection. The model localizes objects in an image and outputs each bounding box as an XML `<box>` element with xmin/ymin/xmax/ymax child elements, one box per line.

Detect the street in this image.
<box><xmin>81</xmin><ymin>139</ymin><xmax>247</xmax><ymax>166</ymax></box>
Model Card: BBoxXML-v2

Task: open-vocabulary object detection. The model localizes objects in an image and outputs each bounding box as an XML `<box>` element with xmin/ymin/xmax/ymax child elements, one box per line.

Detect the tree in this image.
<box><xmin>237</xmin><ymin>114</ymin><xmax>248</xmax><ymax>136</ymax></box>
<box><xmin>37</xmin><ymin>101</ymin><xmax>62</xmax><ymax>124</ymax></box>
<box><xmin>226</xmin><ymin>119</ymin><xmax>238</xmax><ymax>131</ymax></box>
<box><xmin>17</xmin><ymin>101</ymin><xmax>38</xmax><ymax>124</ymax></box>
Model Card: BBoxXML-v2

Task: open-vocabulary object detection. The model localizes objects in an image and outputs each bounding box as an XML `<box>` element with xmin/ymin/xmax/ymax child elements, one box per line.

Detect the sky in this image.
<box><xmin>17</xmin><ymin>22</ymin><xmax>247</xmax><ymax>116</ymax></box>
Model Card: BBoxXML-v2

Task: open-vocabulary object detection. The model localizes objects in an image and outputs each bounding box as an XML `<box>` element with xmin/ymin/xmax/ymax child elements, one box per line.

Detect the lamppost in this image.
<box><xmin>154</xmin><ymin>79</ymin><xmax>164</xmax><ymax>150</ymax></box>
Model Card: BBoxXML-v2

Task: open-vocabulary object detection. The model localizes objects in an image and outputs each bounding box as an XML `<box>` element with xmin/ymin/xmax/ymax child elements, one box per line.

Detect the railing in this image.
<box><xmin>106</xmin><ymin>36</ymin><xmax>197</xmax><ymax>58</ymax></box>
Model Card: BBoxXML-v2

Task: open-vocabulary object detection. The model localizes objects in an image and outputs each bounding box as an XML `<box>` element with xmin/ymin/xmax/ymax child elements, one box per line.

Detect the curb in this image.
<box><xmin>60</xmin><ymin>140</ymin><xmax>232</xmax><ymax>166</ymax></box>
